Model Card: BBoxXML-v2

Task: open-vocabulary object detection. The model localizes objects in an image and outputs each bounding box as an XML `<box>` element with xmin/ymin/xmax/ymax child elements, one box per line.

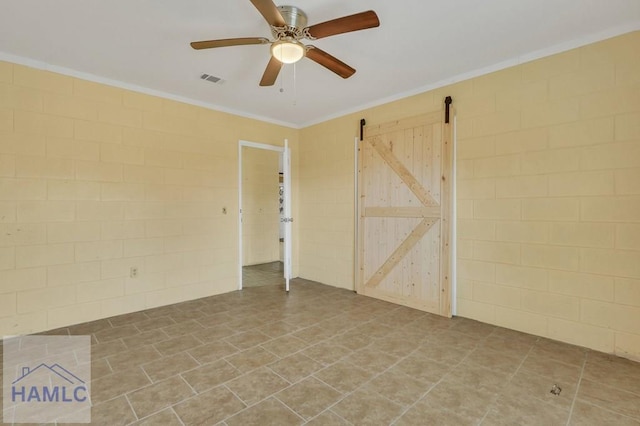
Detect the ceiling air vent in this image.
<box><xmin>200</xmin><ymin>73</ymin><xmax>224</xmax><ymax>84</ymax></box>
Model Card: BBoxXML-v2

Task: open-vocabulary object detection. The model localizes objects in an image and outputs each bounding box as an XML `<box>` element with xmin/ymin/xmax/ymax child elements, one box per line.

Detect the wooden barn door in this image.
<box><xmin>357</xmin><ymin>108</ymin><xmax>453</xmax><ymax>317</ymax></box>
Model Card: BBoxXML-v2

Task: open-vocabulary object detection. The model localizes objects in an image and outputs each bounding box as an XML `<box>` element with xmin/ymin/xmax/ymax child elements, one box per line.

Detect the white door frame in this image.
<box><xmin>238</xmin><ymin>139</ymin><xmax>292</xmax><ymax>292</ymax></box>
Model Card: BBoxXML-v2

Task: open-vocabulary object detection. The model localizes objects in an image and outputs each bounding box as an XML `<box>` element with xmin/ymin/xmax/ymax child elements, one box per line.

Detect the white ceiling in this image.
<box><xmin>1</xmin><ymin>0</ymin><xmax>639</xmax><ymax>128</ymax></box>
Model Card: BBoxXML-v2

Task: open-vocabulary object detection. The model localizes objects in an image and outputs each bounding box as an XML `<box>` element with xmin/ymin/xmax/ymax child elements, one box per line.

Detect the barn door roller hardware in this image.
<box><xmin>444</xmin><ymin>96</ymin><xmax>453</xmax><ymax>124</ymax></box>
<box><xmin>360</xmin><ymin>118</ymin><xmax>366</xmax><ymax>141</ymax></box>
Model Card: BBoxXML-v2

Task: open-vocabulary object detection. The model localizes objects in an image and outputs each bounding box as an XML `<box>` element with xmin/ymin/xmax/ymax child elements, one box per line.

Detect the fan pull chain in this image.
<box><xmin>293</xmin><ymin>62</ymin><xmax>297</xmax><ymax>106</ymax></box>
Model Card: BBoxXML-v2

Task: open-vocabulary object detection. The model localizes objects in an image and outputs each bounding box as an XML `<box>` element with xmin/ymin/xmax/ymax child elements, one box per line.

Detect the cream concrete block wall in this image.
<box><xmin>299</xmin><ymin>119</ymin><xmax>361</xmax><ymax>288</ymax></box>
<box><xmin>298</xmin><ymin>31</ymin><xmax>640</xmax><ymax>360</ymax></box>
<box><xmin>241</xmin><ymin>146</ymin><xmax>280</xmax><ymax>266</ymax></box>
<box><xmin>0</xmin><ymin>62</ymin><xmax>299</xmax><ymax>335</ymax></box>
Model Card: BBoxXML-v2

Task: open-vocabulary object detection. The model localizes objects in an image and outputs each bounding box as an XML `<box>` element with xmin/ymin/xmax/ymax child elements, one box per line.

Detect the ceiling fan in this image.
<box><xmin>190</xmin><ymin>0</ymin><xmax>380</xmax><ymax>86</ymax></box>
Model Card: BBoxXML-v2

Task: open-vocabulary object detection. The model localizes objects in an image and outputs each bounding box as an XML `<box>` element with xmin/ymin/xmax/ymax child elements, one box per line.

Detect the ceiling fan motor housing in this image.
<box><xmin>277</xmin><ymin>6</ymin><xmax>308</xmax><ymax>29</ymax></box>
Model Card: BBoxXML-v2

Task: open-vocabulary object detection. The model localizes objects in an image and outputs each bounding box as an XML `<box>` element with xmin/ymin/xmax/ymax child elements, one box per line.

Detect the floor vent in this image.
<box><xmin>200</xmin><ymin>73</ymin><xmax>224</xmax><ymax>84</ymax></box>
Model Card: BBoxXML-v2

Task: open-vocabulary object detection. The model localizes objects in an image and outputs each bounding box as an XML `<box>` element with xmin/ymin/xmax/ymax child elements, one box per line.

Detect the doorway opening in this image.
<box><xmin>238</xmin><ymin>140</ymin><xmax>292</xmax><ymax>291</ymax></box>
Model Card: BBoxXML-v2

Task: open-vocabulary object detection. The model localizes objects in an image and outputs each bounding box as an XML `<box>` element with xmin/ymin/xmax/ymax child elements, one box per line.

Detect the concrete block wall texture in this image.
<box><xmin>241</xmin><ymin>146</ymin><xmax>280</xmax><ymax>266</ymax></box>
<box><xmin>0</xmin><ymin>31</ymin><xmax>638</xmax><ymax>361</ymax></box>
<box><xmin>0</xmin><ymin>61</ymin><xmax>299</xmax><ymax>334</ymax></box>
<box><xmin>298</xmin><ymin>31</ymin><xmax>640</xmax><ymax>361</ymax></box>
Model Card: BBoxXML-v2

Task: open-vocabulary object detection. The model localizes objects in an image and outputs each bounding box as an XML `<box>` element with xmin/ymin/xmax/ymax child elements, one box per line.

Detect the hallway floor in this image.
<box><xmin>242</xmin><ymin>262</ymin><xmax>284</xmax><ymax>288</ymax></box>
<box><xmin>4</xmin><ymin>280</ymin><xmax>640</xmax><ymax>425</ymax></box>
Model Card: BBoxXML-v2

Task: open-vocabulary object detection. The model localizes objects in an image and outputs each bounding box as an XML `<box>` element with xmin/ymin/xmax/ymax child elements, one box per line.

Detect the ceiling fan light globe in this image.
<box><xmin>271</xmin><ymin>40</ymin><xmax>305</xmax><ymax>64</ymax></box>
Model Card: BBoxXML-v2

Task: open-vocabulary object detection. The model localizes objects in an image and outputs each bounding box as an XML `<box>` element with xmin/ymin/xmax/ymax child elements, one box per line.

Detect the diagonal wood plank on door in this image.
<box><xmin>368</xmin><ymin>137</ymin><xmax>439</xmax><ymax>207</ymax></box>
<box><xmin>365</xmin><ymin>217</ymin><xmax>437</xmax><ymax>288</ymax></box>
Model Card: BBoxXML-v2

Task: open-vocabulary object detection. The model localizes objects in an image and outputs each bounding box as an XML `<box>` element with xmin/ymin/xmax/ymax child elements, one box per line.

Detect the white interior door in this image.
<box><xmin>283</xmin><ymin>140</ymin><xmax>292</xmax><ymax>292</ymax></box>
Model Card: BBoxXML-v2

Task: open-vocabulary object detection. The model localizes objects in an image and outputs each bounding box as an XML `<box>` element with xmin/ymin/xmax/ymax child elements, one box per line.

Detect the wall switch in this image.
<box><xmin>130</xmin><ymin>267</ymin><xmax>138</xmax><ymax>278</ymax></box>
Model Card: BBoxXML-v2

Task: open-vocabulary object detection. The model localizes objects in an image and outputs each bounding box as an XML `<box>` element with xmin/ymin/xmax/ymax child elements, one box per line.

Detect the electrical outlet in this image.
<box><xmin>130</xmin><ymin>267</ymin><xmax>138</xmax><ymax>278</ymax></box>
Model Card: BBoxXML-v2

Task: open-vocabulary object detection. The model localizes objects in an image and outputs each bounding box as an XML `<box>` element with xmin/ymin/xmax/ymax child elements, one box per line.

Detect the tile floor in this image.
<box><xmin>3</xmin><ymin>277</ymin><xmax>640</xmax><ymax>425</ymax></box>
<box><xmin>242</xmin><ymin>262</ymin><xmax>284</xmax><ymax>288</ymax></box>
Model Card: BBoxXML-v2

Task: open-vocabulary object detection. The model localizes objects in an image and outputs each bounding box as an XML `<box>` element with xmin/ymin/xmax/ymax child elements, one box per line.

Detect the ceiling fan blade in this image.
<box><xmin>306</xmin><ymin>46</ymin><xmax>355</xmax><ymax>79</ymax></box>
<box><xmin>305</xmin><ymin>10</ymin><xmax>379</xmax><ymax>40</ymax></box>
<box><xmin>260</xmin><ymin>56</ymin><xmax>283</xmax><ymax>86</ymax></box>
<box><xmin>250</xmin><ymin>0</ymin><xmax>286</xmax><ymax>27</ymax></box>
<box><xmin>191</xmin><ymin>37</ymin><xmax>269</xmax><ymax>50</ymax></box>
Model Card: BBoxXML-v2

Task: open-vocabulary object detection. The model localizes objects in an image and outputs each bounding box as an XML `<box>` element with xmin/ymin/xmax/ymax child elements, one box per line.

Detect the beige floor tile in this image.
<box><xmin>91</xmin><ymin>339</ymin><xmax>128</xmax><ymax>359</ymax></box>
<box><xmin>345</xmin><ymin>347</ymin><xmax>399</xmax><ymax>374</ymax></box>
<box><xmin>443</xmin><ymin>362</ymin><xmax>511</xmax><ymax>394</ymax></box>
<box><xmin>450</xmin><ymin>317</ymin><xmax>496</xmax><ymax>337</ymax></box>
<box><xmin>168</xmin><ymin>309</ymin><xmax>209</xmax><ymax>323</ymax></box>
<box><xmin>583</xmin><ymin>351</ymin><xmax>640</xmax><ymax>395</ymax></box>
<box><xmin>127</xmin><ymin>375</ymin><xmax>195</xmax><ymax>419</ymax></box>
<box><xmin>578</xmin><ymin>379</ymin><xmax>640</xmax><ymax>420</ymax></box>
<box><xmin>173</xmin><ymin>385</ymin><xmax>246</xmax><ymax>425</ymax></box>
<box><xmin>366</xmin><ymin>367</ymin><xmax>434</xmax><ymax>407</ymax></box>
<box><xmin>368</xmin><ymin>334</ymin><xmax>421</xmax><ymax>357</ymax></box>
<box><xmin>277</xmin><ymin>377</ymin><xmax>343</xmax><ymax>420</ymax></box>
<box><xmin>226</xmin><ymin>367</ymin><xmax>290</xmax><ymax>406</ymax></box>
<box><xmin>257</xmin><ymin>320</ymin><xmax>300</xmax><ymax>338</ymax></box>
<box><xmin>268</xmin><ymin>353</ymin><xmax>324</xmax><ymax>383</ymax></box>
<box><xmin>84</xmin><ymin>395</ymin><xmax>136</xmax><ymax>426</ymax></box>
<box><xmin>260</xmin><ymin>334</ymin><xmax>308</xmax><ymax>358</ymax></box>
<box><xmin>134</xmin><ymin>316</ymin><xmax>176</xmax><ymax>332</ymax></box>
<box><xmin>153</xmin><ymin>334</ymin><xmax>202</xmax><ymax>357</ymax></box>
<box><xmin>352</xmin><ymin>322</ymin><xmax>396</xmax><ymax>339</ymax></box>
<box><xmin>225</xmin><ymin>329</ymin><xmax>272</xmax><ymax>350</ymax></box>
<box><xmin>226</xmin><ymin>315</ymin><xmax>268</xmax><ymax>332</ymax></box>
<box><xmin>479</xmin><ymin>334</ymin><xmax>535</xmax><ymax>359</ymax></box>
<box><xmin>195</xmin><ymin>312</ymin><xmax>234</xmax><ymax>328</ymax></box>
<box><xmin>161</xmin><ymin>319</ymin><xmax>205</xmax><ymax>337</ymax></box>
<box><xmin>91</xmin><ymin>367</ymin><xmax>151</xmax><ymax>404</ymax></box>
<box><xmin>284</xmin><ymin>313</ymin><xmax>326</xmax><ymax>329</ymax></box>
<box><xmin>94</xmin><ymin>325</ymin><xmax>141</xmax><ymax>343</ymax></box>
<box><xmin>332</xmin><ymin>388</ymin><xmax>404</xmax><ymax>426</ymax></box>
<box><xmin>534</xmin><ymin>338</ymin><xmax>587</xmax><ymax>366</ymax></box>
<box><xmin>422</xmin><ymin>380</ymin><xmax>497</xmax><ymax>421</ymax></box>
<box><xmin>181</xmin><ymin>359</ymin><xmax>240</xmax><ymax>393</ymax></box>
<box><xmin>302</xmin><ymin>341</ymin><xmax>352</xmax><ymax>366</ymax></box>
<box><xmin>428</xmin><ymin>329</ymin><xmax>482</xmax><ymax>350</ymax></box>
<box><xmin>143</xmin><ymin>305</ymin><xmax>181</xmax><ymax>319</ymax></box>
<box><xmin>305</xmin><ymin>410</ymin><xmax>351</xmax><ymax>425</ymax></box>
<box><xmin>482</xmin><ymin>394</ymin><xmax>570</xmax><ymax>425</ymax></box>
<box><xmin>330</xmin><ymin>329</ymin><xmax>375</xmax><ymax>351</ymax></box>
<box><xmin>569</xmin><ymin>401</ymin><xmax>640</xmax><ymax>426</ymax></box>
<box><xmin>226</xmin><ymin>346</ymin><xmax>280</xmax><ymax>373</ymax></box>
<box><xmin>465</xmin><ymin>346</ymin><xmax>525</xmax><ymax>374</ymax></box>
<box><xmin>142</xmin><ymin>351</ymin><xmax>199</xmax><ymax>382</ymax></box>
<box><xmin>121</xmin><ymin>329</ymin><xmax>170</xmax><ymax>349</ymax></box>
<box><xmin>225</xmin><ymin>397</ymin><xmax>304</xmax><ymax>426</ymax></box>
<box><xmin>132</xmin><ymin>408</ymin><xmax>183</xmax><ymax>426</ymax></box>
<box><xmin>313</xmin><ymin>360</ymin><xmax>375</xmax><ymax>393</ymax></box>
<box><xmin>188</xmin><ymin>340</ymin><xmax>238</xmax><ymax>364</ymax></box>
<box><xmin>395</xmin><ymin>352</ymin><xmax>452</xmax><ymax>384</ymax></box>
<box><xmin>520</xmin><ymin>352</ymin><xmax>582</xmax><ymax>384</ymax></box>
<box><xmin>376</xmin><ymin>307</ymin><xmax>426</xmax><ymax>327</ymax></box>
<box><xmin>191</xmin><ymin>325</ymin><xmax>237</xmax><ymax>343</ymax></box>
<box><xmin>21</xmin><ymin>276</ymin><xmax>640</xmax><ymax>426</ymax></box>
<box><xmin>502</xmin><ymin>369</ymin><xmax>577</xmax><ymax>410</ymax></box>
<box><xmin>395</xmin><ymin>399</ymin><xmax>477</xmax><ymax>426</ymax></box>
<box><xmin>91</xmin><ymin>358</ymin><xmax>113</xmax><ymax>379</ymax></box>
<box><xmin>415</xmin><ymin>341</ymin><xmax>471</xmax><ymax>364</ymax></box>
<box><xmin>106</xmin><ymin>345</ymin><xmax>162</xmax><ymax>372</ymax></box>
